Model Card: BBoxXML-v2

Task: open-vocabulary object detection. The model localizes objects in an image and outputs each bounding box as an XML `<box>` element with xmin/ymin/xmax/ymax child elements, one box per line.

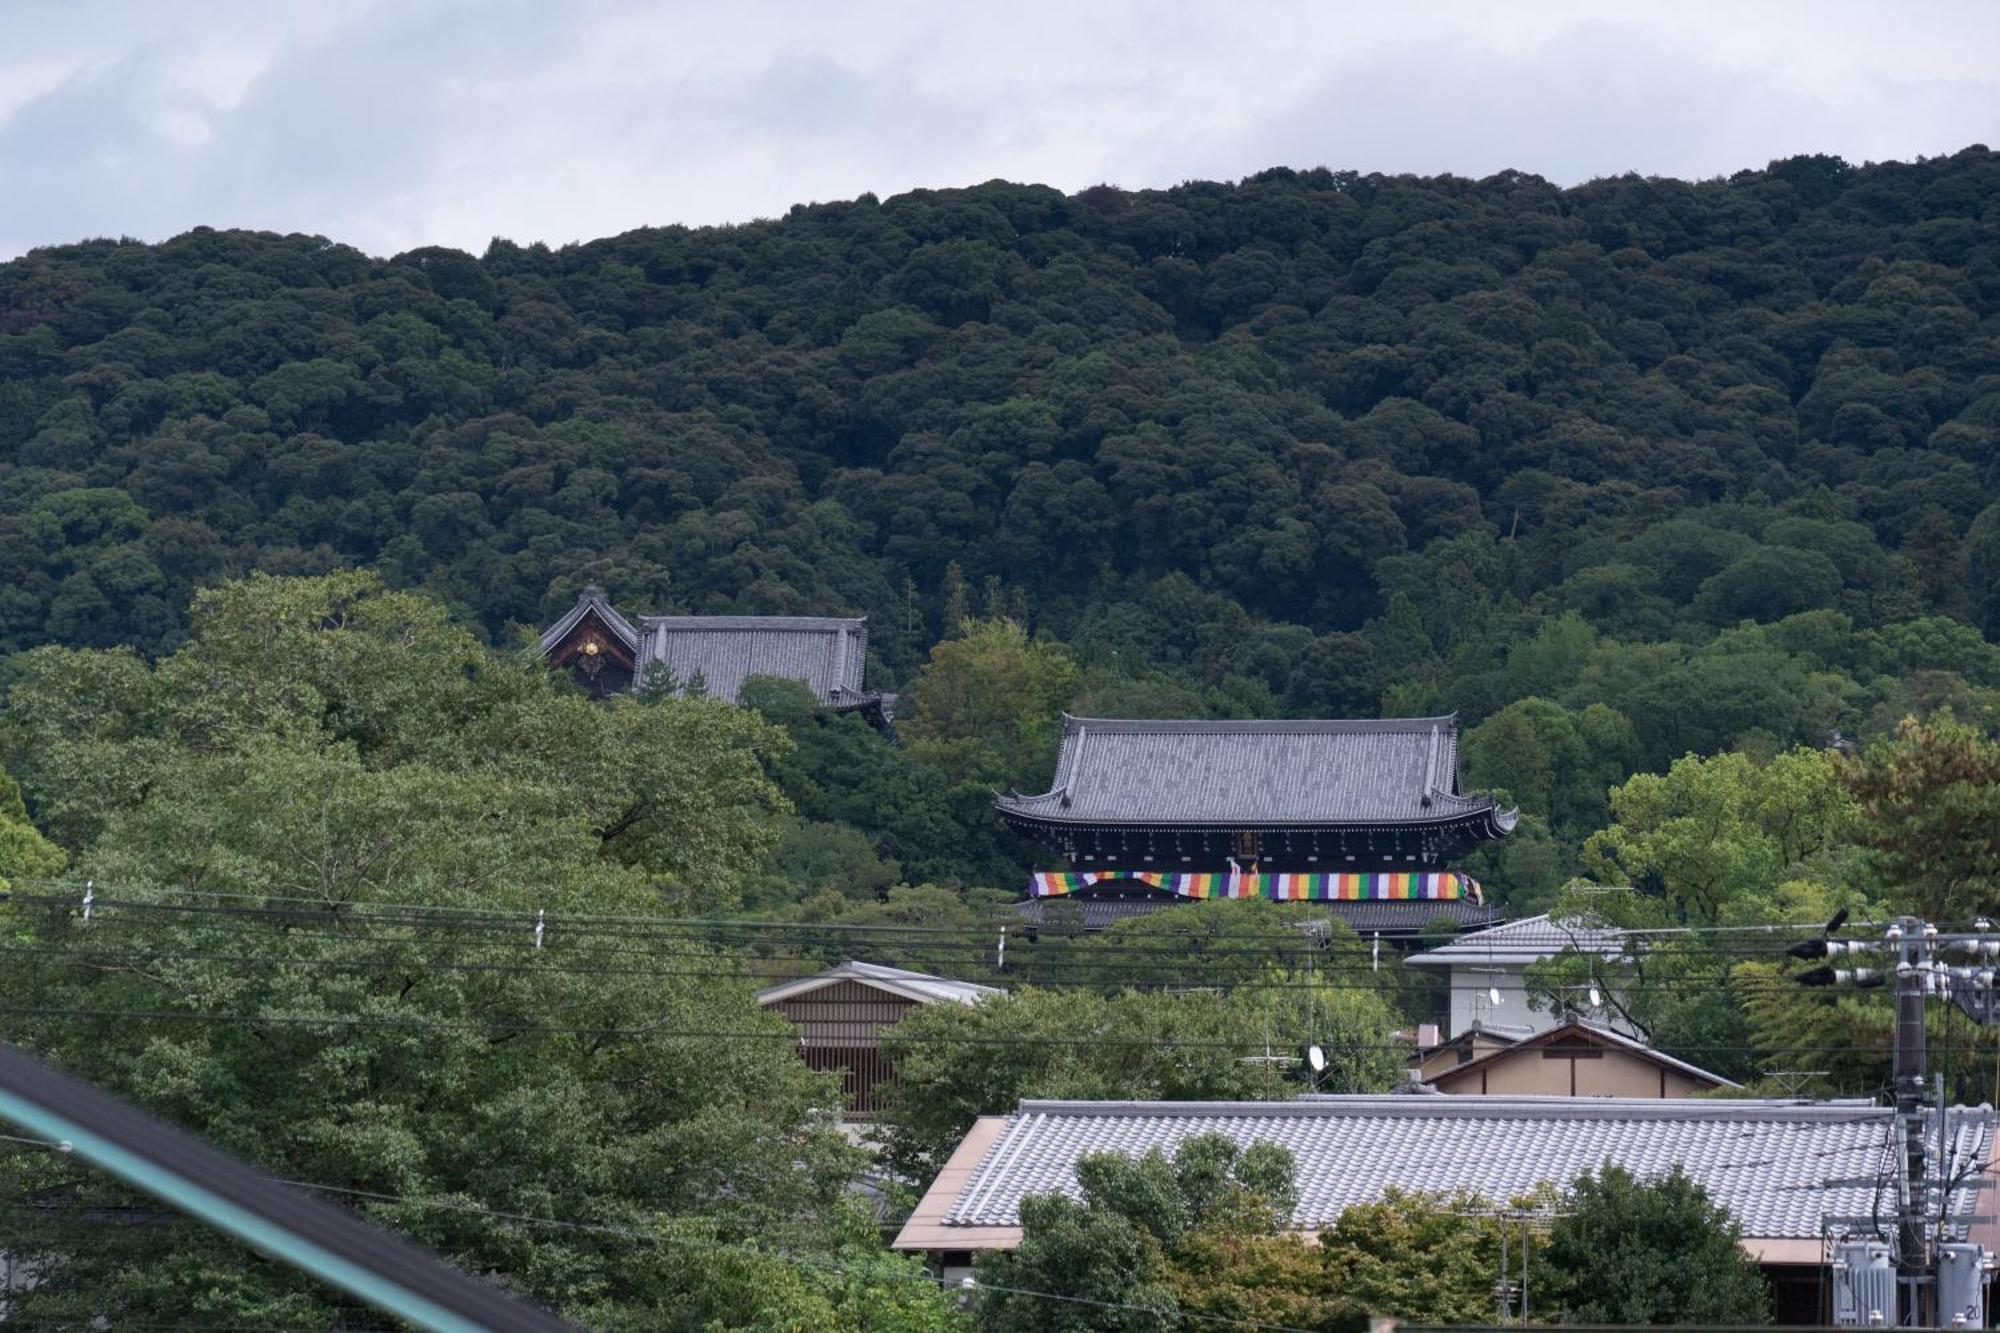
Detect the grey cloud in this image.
<box><xmin>1185</xmin><ymin>22</ymin><xmax>2000</xmax><ymax>187</ymax></box>
<box><xmin>2</xmin><ymin>2</ymin><xmax>1998</xmax><ymax>259</ymax></box>
<box><xmin>0</xmin><ymin>0</ymin><xmax>586</xmax><ymax>255</ymax></box>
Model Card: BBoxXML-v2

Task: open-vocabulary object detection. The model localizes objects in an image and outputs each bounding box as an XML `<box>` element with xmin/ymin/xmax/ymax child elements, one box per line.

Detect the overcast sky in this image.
<box><xmin>3</xmin><ymin>0</ymin><xmax>1997</xmax><ymax>260</ymax></box>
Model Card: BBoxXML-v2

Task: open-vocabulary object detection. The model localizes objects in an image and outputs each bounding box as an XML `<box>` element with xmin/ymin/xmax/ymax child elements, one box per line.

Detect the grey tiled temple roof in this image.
<box><xmin>996</xmin><ymin>715</ymin><xmax>1514</xmax><ymax>829</ymax></box>
<box><xmin>939</xmin><ymin>1097</ymin><xmax>1991</xmax><ymax>1241</ymax></box>
<box><xmin>635</xmin><ymin>615</ymin><xmax>869</xmax><ymax>706</ymax></box>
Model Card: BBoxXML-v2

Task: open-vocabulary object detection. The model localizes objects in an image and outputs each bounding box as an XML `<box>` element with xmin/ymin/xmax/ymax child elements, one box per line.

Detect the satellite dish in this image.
<box><xmin>1306</xmin><ymin>1043</ymin><xmax>1328</xmax><ymax>1074</ymax></box>
<box><xmin>1588</xmin><ymin>986</ymin><xmax>1602</xmax><ymax>1008</ymax></box>
<box><xmin>1488</xmin><ymin>986</ymin><xmax>1503</xmax><ymax>1006</ymax></box>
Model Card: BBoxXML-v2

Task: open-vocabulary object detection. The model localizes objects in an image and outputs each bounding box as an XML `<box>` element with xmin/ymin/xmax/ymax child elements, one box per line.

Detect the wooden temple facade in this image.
<box><xmin>538</xmin><ymin>586</ymin><xmax>894</xmax><ymax>728</ymax></box>
<box><xmin>998</xmin><ymin>715</ymin><xmax>1512</xmax><ymax>938</ymax></box>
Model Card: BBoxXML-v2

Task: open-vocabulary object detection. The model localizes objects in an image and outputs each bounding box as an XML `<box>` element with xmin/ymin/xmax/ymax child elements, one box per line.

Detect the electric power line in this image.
<box><xmin>0</xmin><ymin>939</ymin><xmax>1827</xmax><ymax>1000</ymax></box>
<box><xmin>0</xmin><ymin>1001</ymin><xmax>1941</xmax><ymax>1059</ymax></box>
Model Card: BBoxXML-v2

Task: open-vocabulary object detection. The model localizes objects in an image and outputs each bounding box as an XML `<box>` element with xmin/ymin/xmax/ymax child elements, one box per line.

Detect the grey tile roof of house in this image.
<box><xmin>994</xmin><ymin>715</ymin><xmax>1514</xmax><ymax>830</ymax></box>
<box><xmin>756</xmin><ymin>961</ymin><xmax>1004</xmax><ymax>1008</ymax></box>
<box><xmin>634</xmin><ymin>615</ymin><xmax>869</xmax><ymax>706</ymax></box>
<box><xmin>537</xmin><ymin>585</ymin><xmax>641</xmax><ymax>655</ymax></box>
<box><xmin>933</xmin><ymin>1096</ymin><xmax>1992</xmax><ymax>1243</ymax></box>
<box><xmin>1403</xmin><ymin>913</ymin><xmax>1628</xmax><ymax>968</ymax></box>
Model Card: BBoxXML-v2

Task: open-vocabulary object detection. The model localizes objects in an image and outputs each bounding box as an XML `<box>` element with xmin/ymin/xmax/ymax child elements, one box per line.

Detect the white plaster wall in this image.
<box><xmin>1446</xmin><ymin>965</ymin><xmax>1638</xmax><ymax>1040</ymax></box>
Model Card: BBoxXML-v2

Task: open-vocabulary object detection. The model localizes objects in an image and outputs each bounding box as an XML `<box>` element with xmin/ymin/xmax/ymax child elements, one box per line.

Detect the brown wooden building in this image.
<box><xmin>757</xmin><ymin>962</ymin><xmax>1003</xmax><ymax>1115</ymax></box>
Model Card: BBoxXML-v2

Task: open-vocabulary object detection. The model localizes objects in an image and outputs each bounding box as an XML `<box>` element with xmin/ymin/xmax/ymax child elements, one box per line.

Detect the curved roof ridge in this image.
<box><xmin>1013</xmin><ymin>1096</ymin><xmax>1883</xmax><ymax>1120</ymax></box>
<box><xmin>1059</xmin><ymin>713</ymin><xmax>1460</xmax><ymax>736</ymax></box>
<box><xmin>641</xmin><ymin>614</ymin><xmax>868</xmax><ymax>631</ymax></box>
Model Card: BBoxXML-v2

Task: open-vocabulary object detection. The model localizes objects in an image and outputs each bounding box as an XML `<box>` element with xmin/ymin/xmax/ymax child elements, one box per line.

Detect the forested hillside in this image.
<box><xmin>6</xmin><ymin>149</ymin><xmax>2000</xmax><ymax>1327</ymax></box>
<box><xmin>5</xmin><ymin>148</ymin><xmax>2000</xmax><ymax>901</ymax></box>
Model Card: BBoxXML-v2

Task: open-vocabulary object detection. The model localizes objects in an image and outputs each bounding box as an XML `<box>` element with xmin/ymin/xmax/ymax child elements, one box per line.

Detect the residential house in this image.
<box><xmin>1405</xmin><ymin>1021</ymin><xmax>1522</xmax><ymax>1083</ymax></box>
<box><xmin>1403</xmin><ymin>913</ymin><xmax>1633</xmax><ymax>1040</ymax></box>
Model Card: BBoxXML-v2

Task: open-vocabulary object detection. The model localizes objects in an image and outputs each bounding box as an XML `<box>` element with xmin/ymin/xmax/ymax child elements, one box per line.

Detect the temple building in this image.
<box><xmin>998</xmin><ymin>715</ymin><xmax>1512</xmax><ymax>939</ymax></box>
<box><xmin>538</xmin><ymin>586</ymin><xmax>894</xmax><ymax>728</ymax></box>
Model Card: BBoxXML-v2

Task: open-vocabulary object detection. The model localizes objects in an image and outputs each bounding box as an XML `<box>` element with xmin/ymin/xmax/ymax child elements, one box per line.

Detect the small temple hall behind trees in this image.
<box><xmin>538</xmin><ymin>585</ymin><xmax>896</xmax><ymax>729</ymax></box>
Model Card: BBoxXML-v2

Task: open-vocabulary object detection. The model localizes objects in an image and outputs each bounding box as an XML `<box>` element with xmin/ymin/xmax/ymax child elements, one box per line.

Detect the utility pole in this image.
<box><xmin>1892</xmin><ymin>918</ymin><xmax>1932</xmax><ymax>1324</ymax></box>
<box><xmin>1519</xmin><ymin>1210</ymin><xmax>1530</xmax><ymax>1324</ymax></box>
<box><xmin>1796</xmin><ymin>912</ymin><xmax>2000</xmax><ymax>1328</ymax></box>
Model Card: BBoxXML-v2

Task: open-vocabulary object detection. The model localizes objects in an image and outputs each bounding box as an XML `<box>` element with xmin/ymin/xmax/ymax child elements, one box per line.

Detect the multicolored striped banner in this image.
<box><xmin>1027</xmin><ymin>870</ymin><xmax>1479</xmax><ymax>903</ymax></box>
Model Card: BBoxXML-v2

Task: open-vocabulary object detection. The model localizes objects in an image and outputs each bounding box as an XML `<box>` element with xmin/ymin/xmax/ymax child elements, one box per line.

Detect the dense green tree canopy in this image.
<box><xmin>972</xmin><ymin>1132</ymin><xmax>1301</xmax><ymax>1333</ymax></box>
<box><xmin>876</xmin><ymin>904</ymin><xmax>1401</xmax><ymax>1181</ymax></box>
<box><xmin>0</xmin><ymin>573</ymin><xmax>963</xmax><ymax>1329</ymax></box>
<box><xmin>2</xmin><ymin>155</ymin><xmax>1996</xmax><ymax>729</ymax></box>
<box><xmin>1534</xmin><ymin>1165</ymin><xmax>1770</xmax><ymax>1325</ymax></box>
